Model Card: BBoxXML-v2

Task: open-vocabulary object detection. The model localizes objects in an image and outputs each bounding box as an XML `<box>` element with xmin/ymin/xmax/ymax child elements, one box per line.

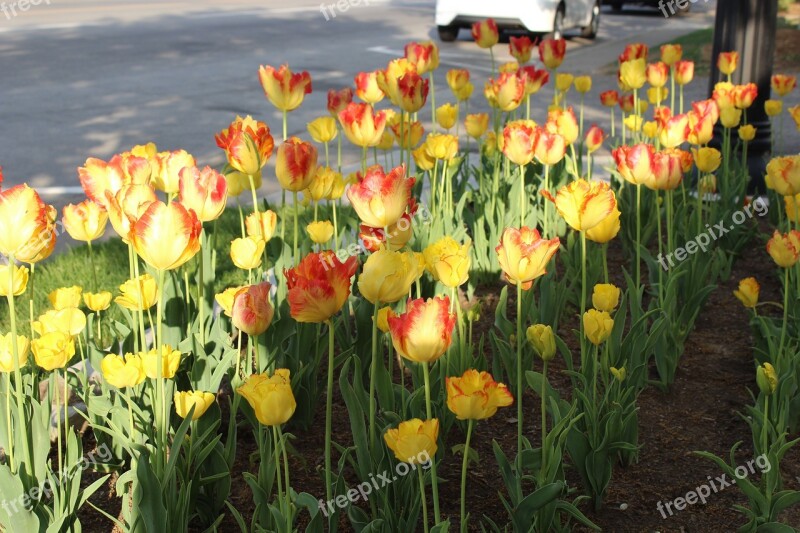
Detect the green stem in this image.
<box><xmin>278</xmin><ymin>425</ymin><xmax>292</xmax><ymax>533</ymax></box>
<box><xmin>460</xmin><ymin>419</ymin><xmax>474</xmax><ymax>533</ymax></box>
<box><xmin>5</xmin><ymin>373</ymin><xmax>13</xmax><ymax>471</ymax></box>
<box><xmin>519</xmin><ymin>164</ymin><xmax>526</xmax><ymax>227</ymax></box>
<box><xmin>541</xmin><ymin>360</ymin><xmax>548</xmax><ymax>476</ymax></box>
<box><xmin>6</xmin><ymin>255</ymin><xmax>31</xmax><ymax>476</ymax></box>
<box><xmin>422</xmin><ymin>361</ymin><xmax>441</xmax><ymax>524</ymax></box>
<box><xmin>516</xmin><ymin>282</ymin><xmax>524</xmax><ymax>454</ymax></box>
<box><xmin>249</xmin><ymin>174</ymin><xmax>259</xmax><ymax>215</ymax></box>
<box><xmin>636</xmin><ymin>184</ymin><xmax>642</xmax><ymax>286</ymax></box>
<box><xmin>324</xmin><ymin>320</ymin><xmax>335</xmax><ymax>503</ymax></box>
<box><xmin>271</xmin><ymin>427</ymin><xmax>285</xmax><ymax>530</ymax></box>
<box><xmin>543</xmin><ymin>165</ymin><xmax>550</xmax><ymax>236</ymax></box>
<box><xmin>156</xmin><ymin>268</ymin><xmax>166</xmax><ymax>473</ymax></box>
<box><xmin>87</xmin><ymin>240</ymin><xmax>98</xmax><ymax>292</ymax></box>
<box><xmin>292</xmin><ymin>191</ymin><xmax>299</xmax><ymax>266</ymax></box>
<box><xmin>418</xmin><ymin>466</ymin><xmax>430</xmax><ymax>533</ymax></box>
<box><xmin>777</xmin><ymin>268</ymin><xmax>790</xmax><ymax>366</ymax></box>
<box><xmin>369</xmin><ymin>303</ymin><xmax>379</xmax><ymax>452</ymax></box>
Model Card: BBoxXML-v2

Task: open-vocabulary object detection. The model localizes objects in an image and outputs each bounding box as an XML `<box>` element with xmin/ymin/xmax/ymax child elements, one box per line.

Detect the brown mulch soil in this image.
<box><xmin>73</xmin><ymin>227</ymin><xmax>800</xmax><ymax>532</ymax></box>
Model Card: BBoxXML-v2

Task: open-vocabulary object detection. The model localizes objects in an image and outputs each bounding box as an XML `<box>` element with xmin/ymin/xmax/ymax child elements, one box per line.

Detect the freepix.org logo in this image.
<box><xmin>1</xmin><ymin>0</ymin><xmax>51</xmax><ymax>21</ymax></box>
<box><xmin>658</xmin><ymin>0</ymin><xmax>709</xmax><ymax>18</ymax></box>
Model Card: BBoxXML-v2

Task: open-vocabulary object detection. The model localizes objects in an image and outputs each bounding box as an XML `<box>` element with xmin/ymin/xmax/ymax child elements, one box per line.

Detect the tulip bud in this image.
<box><xmin>307</xmin><ymin>116</ymin><xmax>338</xmax><ymax>144</ymax></box>
<box><xmin>237</xmin><ymin>369</ymin><xmax>296</xmax><ymax>426</ymax></box>
<box><xmin>610</xmin><ymin>367</ymin><xmax>627</xmax><ymax>382</ymax></box>
<box><xmin>471</xmin><ymin>19</ymin><xmax>499</xmax><ymax>49</ymax></box>
<box><xmin>435</xmin><ymin>103</ymin><xmax>458</xmax><ymax>130</ymax></box>
<box><xmin>574</xmin><ymin>75</ymin><xmax>592</xmax><ymax>94</ymax></box>
<box><xmin>230</xmin><ymin>236</ymin><xmax>265</xmax><ymax>271</ymax></box>
<box><xmin>174</xmin><ymin>391</ymin><xmax>216</xmax><ymax>420</ymax></box>
<box><xmin>48</xmin><ymin>286</ymin><xmax>83</xmax><ymax>310</ymax></box>
<box><xmin>738</xmin><ymin>125</ymin><xmax>756</xmax><ymax>142</ymax></box>
<box><xmin>101</xmin><ymin>353</ymin><xmax>145</xmax><ymax>389</ymax></box>
<box><xmin>307</xmin><ymin>220</ymin><xmax>334</xmax><ymax>244</ymax></box>
<box><xmin>756</xmin><ymin>362</ymin><xmax>777</xmax><ymax>396</ymax></box>
<box><xmin>84</xmin><ymin>291</ymin><xmax>112</xmax><ymax>312</ymax></box>
<box><xmin>717</xmin><ymin>51</ymin><xmax>739</xmax><ymax>76</ymax></box>
<box><xmin>232</xmin><ymin>282</ymin><xmax>274</xmax><ymax>336</ymax></box>
<box><xmin>32</xmin><ymin>331</ymin><xmax>75</xmax><ymax>371</ymax></box>
<box><xmin>446</xmin><ymin>369</ymin><xmax>513</xmax><ymax>420</ymax></box>
<box><xmin>526</xmin><ymin>324</ymin><xmax>556</xmax><ymax>362</ymax></box>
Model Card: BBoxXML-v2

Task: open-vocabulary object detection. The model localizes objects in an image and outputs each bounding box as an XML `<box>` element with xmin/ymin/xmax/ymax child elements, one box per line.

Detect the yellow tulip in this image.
<box><xmin>307</xmin><ymin>220</ymin><xmax>334</xmax><ymax>244</ymax></box>
<box><xmin>660</xmin><ymin>44</ymin><xmax>682</xmax><ymax>66</ymax></box>
<box><xmin>141</xmin><ymin>344</ymin><xmax>182</xmax><ymax>380</ymax></box>
<box><xmin>33</xmin><ymin>308</ymin><xmax>86</xmax><ymax>337</ymax></box>
<box><xmin>62</xmin><ymin>200</ymin><xmax>108</xmax><ymax>242</ymax></box>
<box><xmin>0</xmin><ymin>332</ymin><xmax>29</xmax><ymax>373</ymax></box>
<box><xmin>785</xmin><ymin>194</ymin><xmax>800</xmax><ymax>223</ymax></box>
<box><xmin>720</xmin><ymin>107</ymin><xmax>742</xmax><ymax>129</ymax></box>
<box><xmin>574</xmin><ymin>75</ymin><xmax>592</xmax><ymax>94</ymax></box>
<box><xmin>555</xmin><ymin>73</ymin><xmax>574</xmax><ymax>93</ymax></box>
<box><xmin>592</xmin><ymin>284</ymin><xmax>621</xmax><ymax>312</ymax></box>
<box><xmin>464</xmin><ymin>113</ymin><xmax>489</xmax><ymax>139</ymax></box>
<box><xmin>692</xmin><ymin>147</ymin><xmax>722</xmax><ymax>174</ymax></box>
<box><xmin>32</xmin><ymin>331</ymin><xmax>75</xmax><ymax>371</ymax></box>
<box><xmin>245</xmin><ymin>210</ymin><xmax>278</xmax><ymax>242</ymax></box>
<box><xmin>48</xmin><ymin>286</ymin><xmax>83</xmax><ymax>310</ymax></box>
<box><xmin>765</xmin><ymin>99</ymin><xmax>783</xmax><ymax>117</ymax></box>
<box><xmin>83</xmin><ymin>291</ymin><xmax>112</xmax><ymax>312</ymax></box>
<box><xmin>358</xmin><ymin>249</ymin><xmax>421</xmax><ymax>304</ymax></box>
<box><xmin>0</xmin><ymin>263</ymin><xmax>29</xmax><ymax>297</ymax></box>
<box><xmin>733</xmin><ymin>277</ymin><xmax>759</xmax><ymax>309</ymax></box>
<box><xmin>116</xmin><ymin>274</ymin><xmax>158</xmax><ymax>311</ymax></box>
<box><xmin>526</xmin><ymin>324</ymin><xmax>556</xmax><ymax>362</ymax></box>
<box><xmin>307</xmin><ymin>116</ymin><xmax>338</xmax><ymax>144</ymax></box>
<box><xmin>230</xmin><ymin>236</ymin><xmax>265</xmax><ymax>271</ymax></box>
<box><xmin>555</xmin><ymin>179</ymin><xmax>617</xmax><ymax>232</ymax></box>
<box><xmin>237</xmin><ymin>369</ymin><xmax>296</xmax><ymax>426</ymax></box>
<box><xmin>446</xmin><ymin>369</ymin><xmax>514</xmax><ymax>420</ymax></box>
<box><xmin>619</xmin><ymin>58</ymin><xmax>647</xmax><ymax>90</ymax></box>
<box><xmin>423</xmin><ymin>237</ymin><xmax>471</xmax><ymax>288</ymax></box>
<box><xmin>583</xmin><ymin>309</ymin><xmax>614</xmax><ymax>345</ymax></box>
<box><xmin>174</xmin><ymin>391</ymin><xmax>216</xmax><ymax>420</ymax></box>
<box><xmin>153</xmin><ymin>150</ymin><xmax>196</xmax><ymax>194</ymax></box>
<box><xmin>623</xmin><ymin>114</ymin><xmax>643</xmax><ymax>132</ymax></box>
<box><xmin>0</xmin><ymin>184</ymin><xmax>53</xmax><ymax>259</ymax></box>
<box><xmin>387</xmin><ymin>296</ymin><xmax>456</xmax><ymax>364</ymax></box>
<box><xmin>215</xmin><ymin>286</ymin><xmax>244</xmax><ymax>318</ymax></box>
<box><xmin>100</xmin><ymin>353</ymin><xmax>145</xmax><ymax>389</ymax></box>
<box><xmin>412</xmin><ymin>144</ymin><xmax>435</xmax><ymax>171</ymax></box>
<box><xmin>767</xmin><ymin>230</ymin><xmax>800</xmax><ymax>268</ymax></box>
<box><xmin>738</xmin><ymin>125</ymin><xmax>756</xmax><ymax>142</ymax></box>
<box><xmin>383</xmin><ymin>418</ymin><xmax>439</xmax><ymax>463</ymax></box>
<box><xmin>765</xmin><ymin>155</ymin><xmax>800</xmax><ymax>196</ymax></box>
<box><xmin>425</xmin><ymin>133</ymin><xmax>459</xmax><ymax>161</ymax></box>
<box><xmin>131</xmin><ymin>200</ymin><xmax>201</xmax><ymax>271</ymax></box>
<box><xmin>586</xmin><ymin>206</ymin><xmax>621</xmax><ymax>244</ymax></box>
<box><xmin>435</xmin><ymin>103</ymin><xmax>458</xmax><ymax>130</ymax></box>
<box><xmin>375</xmin><ymin>306</ymin><xmax>394</xmax><ymax>333</ymax></box>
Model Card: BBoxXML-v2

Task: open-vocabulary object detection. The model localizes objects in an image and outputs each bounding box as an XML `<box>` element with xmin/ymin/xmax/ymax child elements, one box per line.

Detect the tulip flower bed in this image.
<box><xmin>1</xmin><ymin>19</ymin><xmax>800</xmax><ymax>533</ymax></box>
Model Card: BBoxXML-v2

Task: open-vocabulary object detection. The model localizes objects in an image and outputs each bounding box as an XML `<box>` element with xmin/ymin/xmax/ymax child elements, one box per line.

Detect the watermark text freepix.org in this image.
<box><xmin>658</xmin><ymin>0</ymin><xmax>709</xmax><ymax>18</ymax></box>
<box><xmin>320</xmin><ymin>0</ymin><xmax>374</xmax><ymax>21</ymax></box>
<box><xmin>656</xmin><ymin>453</ymin><xmax>771</xmax><ymax>519</ymax></box>
<box><xmin>657</xmin><ymin>197</ymin><xmax>768</xmax><ymax>271</ymax></box>
<box><xmin>1</xmin><ymin>0</ymin><xmax>51</xmax><ymax>21</ymax></box>
<box><xmin>318</xmin><ymin>450</ymin><xmax>431</xmax><ymax>517</ymax></box>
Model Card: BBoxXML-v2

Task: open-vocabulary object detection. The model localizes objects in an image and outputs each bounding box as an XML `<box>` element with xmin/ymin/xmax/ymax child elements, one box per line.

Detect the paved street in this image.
<box><xmin>0</xmin><ymin>0</ymin><xmax>724</xmax><ymax>204</ymax></box>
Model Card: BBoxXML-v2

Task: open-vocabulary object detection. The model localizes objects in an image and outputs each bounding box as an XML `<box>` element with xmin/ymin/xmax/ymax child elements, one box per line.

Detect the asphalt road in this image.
<box><xmin>0</xmin><ymin>0</ymin><xmax>717</xmax><ymax>203</ymax></box>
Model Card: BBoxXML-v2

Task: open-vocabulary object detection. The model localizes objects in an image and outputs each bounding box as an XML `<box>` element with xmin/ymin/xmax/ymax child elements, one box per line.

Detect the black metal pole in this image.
<box><xmin>708</xmin><ymin>0</ymin><xmax>778</xmax><ymax>193</ymax></box>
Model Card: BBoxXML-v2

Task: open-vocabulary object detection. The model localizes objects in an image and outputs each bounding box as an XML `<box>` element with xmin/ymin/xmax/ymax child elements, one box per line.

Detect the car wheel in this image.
<box><xmin>581</xmin><ymin>1</ymin><xmax>601</xmax><ymax>38</ymax></box>
<box><xmin>677</xmin><ymin>2</ymin><xmax>690</xmax><ymax>13</ymax></box>
<box><xmin>438</xmin><ymin>25</ymin><xmax>458</xmax><ymax>42</ymax></box>
<box><xmin>549</xmin><ymin>5</ymin><xmax>565</xmax><ymax>40</ymax></box>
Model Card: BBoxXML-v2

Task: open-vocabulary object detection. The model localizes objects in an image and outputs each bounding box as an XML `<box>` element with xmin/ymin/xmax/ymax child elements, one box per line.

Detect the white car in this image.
<box><xmin>435</xmin><ymin>0</ymin><xmax>601</xmax><ymax>42</ymax></box>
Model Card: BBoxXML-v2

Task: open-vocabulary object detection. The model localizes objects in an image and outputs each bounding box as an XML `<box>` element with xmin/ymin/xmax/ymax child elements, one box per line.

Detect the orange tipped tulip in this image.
<box><xmin>388</xmin><ymin>296</ymin><xmax>456</xmax><ymax>364</ymax></box>
<box><xmin>546</xmin><ymin>107</ymin><xmax>579</xmax><ymax>145</ymax></box>
<box><xmin>674</xmin><ymin>60</ymin><xmax>695</xmax><ymax>85</ymax></box>
<box><xmin>354</xmin><ymin>70</ymin><xmax>385</xmax><ymax>104</ymax></box>
<box><xmin>77</xmin><ymin>156</ymin><xmax>127</xmax><ymax>209</ymax></box>
<box><xmin>619</xmin><ymin>43</ymin><xmax>648</xmax><ymax>63</ymax></box>
<box><xmin>767</xmin><ymin>230</ymin><xmax>800</xmax><ymax>268</ymax></box>
<box><xmin>231</xmin><ymin>281</ymin><xmax>274</xmax><ymax>336</ymax></box>
<box><xmin>585</xmin><ymin>125</ymin><xmax>605</xmax><ymax>153</ymax></box>
<box><xmin>215</xmin><ymin>115</ymin><xmax>275</xmax><ymax>177</ymax></box>
<box><xmin>471</xmin><ymin>18</ymin><xmax>499</xmax><ymax>48</ymax></box>
<box><xmin>534</xmin><ymin>129</ymin><xmax>567</xmax><ymax>166</ymax></box>
<box><xmin>733</xmin><ymin>83</ymin><xmax>758</xmax><ymax>109</ymax></box>
<box><xmin>613</xmin><ymin>143</ymin><xmax>656</xmax><ymax>186</ymax></box>
<box><xmin>153</xmin><ymin>150</ymin><xmax>195</xmax><ymax>194</ymax></box>
<box><xmin>495</xmin><ymin>227</ymin><xmax>560</xmax><ymax>290</ymax></box>
<box><xmin>338</xmin><ymin>102</ymin><xmax>387</xmax><ymax>148</ymax></box>
<box><xmin>464</xmin><ymin>113</ymin><xmax>489</xmax><ymax>139</ymax></box>
<box><xmin>765</xmin><ymin>155</ymin><xmax>800</xmax><ymax>196</ymax></box>
<box><xmin>539</xmin><ymin>38</ymin><xmax>566</xmax><ymax>70</ymax></box>
<box><xmin>660</xmin><ymin>44</ymin><xmax>683</xmax><ymax>66</ymax></box>
<box><xmin>446</xmin><ymin>369</ymin><xmax>513</xmax><ymax>420</ymax></box>
<box><xmin>658</xmin><ymin>114</ymin><xmax>689</xmax><ymax>148</ymax></box>
<box><xmin>509</xmin><ymin>36</ymin><xmax>534</xmax><ymax>64</ymax></box>
<box><xmin>178</xmin><ymin>166</ymin><xmax>227</xmax><ymax>222</ymax></box>
<box><xmin>404</xmin><ymin>41</ymin><xmax>439</xmax><ymax>74</ymax></box>
<box><xmin>327</xmin><ymin>87</ymin><xmax>354</xmax><ymax>116</ymax></box>
<box><xmin>346</xmin><ymin>165</ymin><xmax>414</xmax><ymax>229</ymax></box>
<box><xmin>502</xmin><ymin>120</ymin><xmax>538</xmax><ymax>166</ymax></box>
<box><xmin>105</xmin><ymin>184</ymin><xmax>158</xmax><ymax>241</ymax></box>
<box><xmin>275</xmin><ymin>137</ymin><xmax>318</xmax><ymax>192</ymax></box>
<box><xmin>130</xmin><ymin>200</ymin><xmax>201</xmax><ymax>271</ymax></box>
<box><xmin>447</xmin><ymin>69</ymin><xmax>470</xmax><ymax>94</ymax></box>
<box><xmin>646</xmin><ymin>61</ymin><xmax>669</xmax><ymax>88</ymax></box>
<box><xmin>62</xmin><ymin>199</ymin><xmax>108</xmax><ymax>242</ymax></box>
<box><xmin>258</xmin><ymin>64</ymin><xmax>312</xmax><ymax>112</ymax></box>
<box><xmin>0</xmin><ymin>184</ymin><xmax>54</xmax><ymax>260</ymax></box>
<box><xmin>487</xmin><ymin>72</ymin><xmax>525</xmax><ymax>112</ymax></box>
<box><xmin>772</xmin><ymin>74</ymin><xmax>797</xmax><ymax>97</ymax></box>
<box><xmin>599</xmin><ymin>90</ymin><xmax>619</xmax><ymax>107</ymax></box>
<box><xmin>519</xmin><ymin>66</ymin><xmax>549</xmax><ymax>96</ymax></box>
<box><xmin>555</xmin><ymin>179</ymin><xmax>617</xmax><ymax>232</ymax></box>
<box><xmin>285</xmin><ymin>251</ymin><xmax>359</xmax><ymax>323</ymax></box>
<box><xmin>717</xmin><ymin>51</ymin><xmax>739</xmax><ymax>76</ymax></box>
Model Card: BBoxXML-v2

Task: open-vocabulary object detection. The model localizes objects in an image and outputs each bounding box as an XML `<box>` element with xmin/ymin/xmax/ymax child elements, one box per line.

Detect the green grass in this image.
<box><xmin>669</xmin><ymin>28</ymin><xmax>714</xmax><ymax>75</ymax></box>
